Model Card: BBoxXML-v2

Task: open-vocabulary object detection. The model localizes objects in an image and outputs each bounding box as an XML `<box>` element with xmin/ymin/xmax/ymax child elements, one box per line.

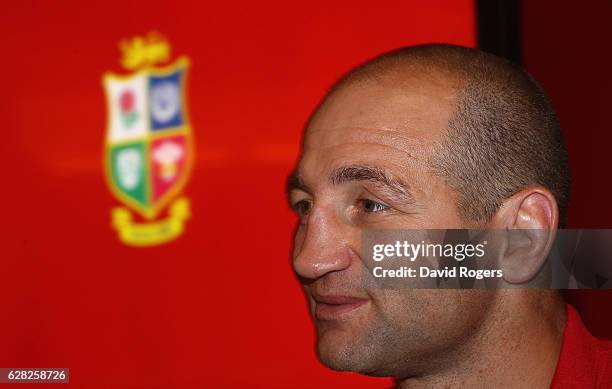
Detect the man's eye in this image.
<box><xmin>292</xmin><ymin>200</ymin><xmax>312</xmax><ymax>216</ymax></box>
<box><xmin>360</xmin><ymin>199</ymin><xmax>389</xmax><ymax>213</ymax></box>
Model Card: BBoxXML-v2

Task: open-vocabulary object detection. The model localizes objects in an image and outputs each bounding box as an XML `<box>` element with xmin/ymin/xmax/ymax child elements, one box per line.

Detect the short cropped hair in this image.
<box><xmin>324</xmin><ymin>44</ymin><xmax>571</xmax><ymax>226</ymax></box>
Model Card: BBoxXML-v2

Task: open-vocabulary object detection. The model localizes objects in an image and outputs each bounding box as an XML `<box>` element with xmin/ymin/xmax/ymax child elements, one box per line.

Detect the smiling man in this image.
<box><xmin>287</xmin><ymin>44</ymin><xmax>611</xmax><ymax>388</ymax></box>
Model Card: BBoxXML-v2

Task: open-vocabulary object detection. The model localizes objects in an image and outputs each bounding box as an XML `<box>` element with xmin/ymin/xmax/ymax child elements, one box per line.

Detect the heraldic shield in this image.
<box><xmin>103</xmin><ymin>55</ymin><xmax>193</xmax><ymax>246</ymax></box>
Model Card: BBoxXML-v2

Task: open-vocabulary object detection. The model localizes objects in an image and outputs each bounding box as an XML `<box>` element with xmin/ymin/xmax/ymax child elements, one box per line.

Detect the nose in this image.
<box><xmin>292</xmin><ymin>206</ymin><xmax>354</xmax><ymax>280</ymax></box>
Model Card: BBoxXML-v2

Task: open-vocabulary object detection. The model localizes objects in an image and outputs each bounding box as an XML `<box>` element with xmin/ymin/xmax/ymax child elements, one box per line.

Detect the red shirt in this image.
<box><xmin>551</xmin><ymin>304</ymin><xmax>612</xmax><ymax>388</ymax></box>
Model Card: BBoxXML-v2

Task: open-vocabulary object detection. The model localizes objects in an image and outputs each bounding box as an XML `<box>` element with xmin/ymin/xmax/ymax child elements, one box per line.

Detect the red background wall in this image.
<box><xmin>0</xmin><ymin>1</ymin><xmax>475</xmax><ymax>387</ymax></box>
<box><xmin>522</xmin><ymin>0</ymin><xmax>612</xmax><ymax>338</ymax></box>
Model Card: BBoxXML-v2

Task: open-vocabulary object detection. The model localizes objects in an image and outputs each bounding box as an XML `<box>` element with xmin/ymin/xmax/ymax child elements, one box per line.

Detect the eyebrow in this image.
<box><xmin>286</xmin><ymin>172</ymin><xmax>310</xmax><ymax>196</ymax></box>
<box><xmin>330</xmin><ymin>165</ymin><xmax>414</xmax><ymax>202</ymax></box>
<box><xmin>286</xmin><ymin>164</ymin><xmax>415</xmax><ymax>203</ymax></box>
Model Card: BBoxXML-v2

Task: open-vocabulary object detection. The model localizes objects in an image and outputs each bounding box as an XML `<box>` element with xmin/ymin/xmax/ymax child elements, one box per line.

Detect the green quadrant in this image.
<box><xmin>109</xmin><ymin>142</ymin><xmax>149</xmax><ymax>207</ymax></box>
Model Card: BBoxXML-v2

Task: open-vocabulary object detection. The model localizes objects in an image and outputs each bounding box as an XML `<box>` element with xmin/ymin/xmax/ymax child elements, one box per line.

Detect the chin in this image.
<box><xmin>315</xmin><ymin>328</ymin><xmax>377</xmax><ymax>374</ymax></box>
<box><xmin>317</xmin><ymin>337</ymin><xmax>414</xmax><ymax>379</ymax></box>
<box><xmin>317</xmin><ymin>344</ymin><xmax>362</xmax><ymax>372</ymax></box>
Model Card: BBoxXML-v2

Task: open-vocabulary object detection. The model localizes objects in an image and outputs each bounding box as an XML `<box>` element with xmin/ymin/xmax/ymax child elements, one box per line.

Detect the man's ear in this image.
<box><xmin>488</xmin><ymin>186</ymin><xmax>559</xmax><ymax>284</ymax></box>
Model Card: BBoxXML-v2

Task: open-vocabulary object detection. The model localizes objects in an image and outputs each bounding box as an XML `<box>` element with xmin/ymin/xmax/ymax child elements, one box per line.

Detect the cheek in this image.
<box><xmin>372</xmin><ymin>290</ymin><xmax>495</xmax><ymax>343</ymax></box>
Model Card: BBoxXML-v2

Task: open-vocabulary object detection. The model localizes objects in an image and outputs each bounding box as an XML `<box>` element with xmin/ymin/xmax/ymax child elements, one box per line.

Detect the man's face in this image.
<box><xmin>288</xmin><ymin>74</ymin><xmax>495</xmax><ymax>377</ymax></box>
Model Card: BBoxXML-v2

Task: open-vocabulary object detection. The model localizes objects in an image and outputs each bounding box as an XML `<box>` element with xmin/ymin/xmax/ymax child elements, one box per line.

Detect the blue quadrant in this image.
<box><xmin>148</xmin><ymin>70</ymin><xmax>184</xmax><ymax>131</ymax></box>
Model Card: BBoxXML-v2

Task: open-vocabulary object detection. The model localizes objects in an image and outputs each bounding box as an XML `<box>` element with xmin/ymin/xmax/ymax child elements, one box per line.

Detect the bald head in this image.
<box><xmin>309</xmin><ymin>44</ymin><xmax>571</xmax><ymax>226</ymax></box>
<box><xmin>290</xmin><ymin>44</ymin><xmax>568</xmax><ymax>382</ymax></box>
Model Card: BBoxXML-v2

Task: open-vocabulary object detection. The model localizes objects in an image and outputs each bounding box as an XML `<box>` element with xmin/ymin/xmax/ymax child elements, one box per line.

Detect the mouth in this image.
<box><xmin>312</xmin><ymin>294</ymin><xmax>368</xmax><ymax>321</ymax></box>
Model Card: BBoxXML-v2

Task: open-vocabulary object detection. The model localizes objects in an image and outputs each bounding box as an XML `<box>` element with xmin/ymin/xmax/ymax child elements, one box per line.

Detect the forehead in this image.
<box><xmin>311</xmin><ymin>72</ymin><xmax>456</xmax><ymax>134</ymax></box>
<box><xmin>300</xmin><ymin>74</ymin><xmax>457</xmax><ymax>176</ymax></box>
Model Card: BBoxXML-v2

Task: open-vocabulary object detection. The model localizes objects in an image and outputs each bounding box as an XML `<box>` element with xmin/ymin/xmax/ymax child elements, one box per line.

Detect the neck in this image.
<box><xmin>395</xmin><ymin>292</ymin><xmax>566</xmax><ymax>389</ymax></box>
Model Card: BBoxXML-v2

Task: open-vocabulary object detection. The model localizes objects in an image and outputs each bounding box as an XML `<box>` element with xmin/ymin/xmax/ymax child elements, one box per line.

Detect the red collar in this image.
<box><xmin>550</xmin><ymin>304</ymin><xmax>612</xmax><ymax>388</ymax></box>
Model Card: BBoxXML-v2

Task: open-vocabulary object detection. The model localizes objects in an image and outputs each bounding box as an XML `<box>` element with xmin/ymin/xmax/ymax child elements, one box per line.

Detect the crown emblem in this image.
<box><xmin>119</xmin><ymin>31</ymin><xmax>171</xmax><ymax>70</ymax></box>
